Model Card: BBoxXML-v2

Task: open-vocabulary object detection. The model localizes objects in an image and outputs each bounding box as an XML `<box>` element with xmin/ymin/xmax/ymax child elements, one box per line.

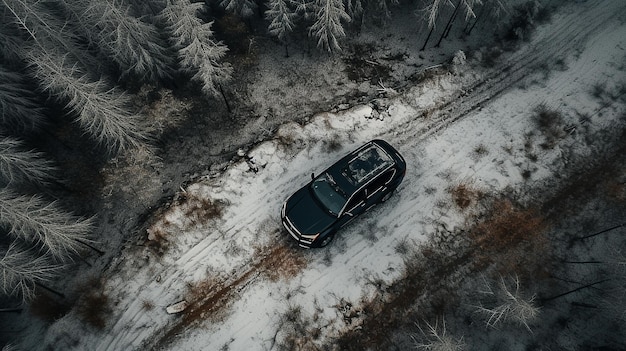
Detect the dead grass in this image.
<box><xmin>470</xmin><ymin>199</ymin><xmax>549</xmax><ymax>278</ymax></box>
<box><xmin>260</xmin><ymin>244</ymin><xmax>308</xmax><ymax>282</ymax></box>
<box><xmin>533</xmin><ymin>104</ymin><xmax>566</xmax><ymax>148</ymax></box>
<box><xmin>322</xmin><ymin>136</ymin><xmax>342</xmax><ymax>153</ymax></box>
<box><xmin>448</xmin><ymin>182</ymin><xmax>484</xmax><ymax>211</ymax></box>
<box><xmin>182</xmin><ymin>193</ymin><xmax>225</xmax><ymax>225</ymax></box>
<box><xmin>471</xmin><ymin>144</ymin><xmax>489</xmax><ymax>161</ymax></box>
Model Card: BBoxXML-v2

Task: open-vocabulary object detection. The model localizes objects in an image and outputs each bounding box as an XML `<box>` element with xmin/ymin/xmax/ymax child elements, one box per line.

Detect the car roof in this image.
<box><xmin>325</xmin><ymin>140</ymin><xmax>397</xmax><ymax>194</ymax></box>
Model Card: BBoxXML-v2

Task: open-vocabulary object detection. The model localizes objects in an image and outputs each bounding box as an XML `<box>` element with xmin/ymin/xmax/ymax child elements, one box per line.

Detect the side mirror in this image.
<box><xmin>311</xmin><ymin>173</ymin><xmax>315</xmax><ymax>180</ymax></box>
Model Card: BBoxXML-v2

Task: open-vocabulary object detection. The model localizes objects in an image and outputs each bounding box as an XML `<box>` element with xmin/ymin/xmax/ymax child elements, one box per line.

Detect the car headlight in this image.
<box><xmin>299</xmin><ymin>233</ymin><xmax>320</xmax><ymax>243</ymax></box>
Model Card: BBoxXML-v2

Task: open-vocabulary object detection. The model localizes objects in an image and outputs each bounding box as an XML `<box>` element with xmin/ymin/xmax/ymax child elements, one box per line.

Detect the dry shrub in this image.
<box><xmin>275</xmin><ymin>130</ymin><xmax>296</xmax><ymax>149</ymax></box>
<box><xmin>183</xmin><ymin>194</ymin><xmax>224</xmax><ymax>225</ymax></box>
<box><xmin>260</xmin><ymin>244</ymin><xmax>308</xmax><ymax>282</ymax></box>
<box><xmin>470</xmin><ymin>199</ymin><xmax>549</xmax><ymax>278</ymax></box>
<box><xmin>146</xmin><ymin>225</ymin><xmax>170</xmax><ymax>256</ymax></box>
<box><xmin>185</xmin><ymin>276</ymin><xmax>220</xmax><ymax>304</ymax></box>
<box><xmin>448</xmin><ymin>182</ymin><xmax>483</xmax><ymax>211</ymax></box>
<box><xmin>472</xmin><ymin>200</ymin><xmax>544</xmax><ymax>249</ymax></box>
<box><xmin>323</xmin><ymin>136</ymin><xmax>342</xmax><ymax>153</ymax></box>
<box><xmin>142</xmin><ymin>300</ymin><xmax>155</xmax><ymax>311</ymax></box>
<box><xmin>75</xmin><ymin>279</ymin><xmax>111</xmax><ymax>330</ymax></box>
<box><xmin>533</xmin><ymin>104</ymin><xmax>565</xmax><ymax>148</ymax></box>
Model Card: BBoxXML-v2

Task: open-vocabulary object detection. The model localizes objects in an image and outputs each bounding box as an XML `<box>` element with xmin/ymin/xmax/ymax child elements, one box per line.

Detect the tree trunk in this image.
<box><xmin>421</xmin><ymin>26</ymin><xmax>436</xmax><ymax>51</ymax></box>
<box><xmin>219</xmin><ymin>84</ymin><xmax>232</xmax><ymax>113</ymax></box>
<box><xmin>466</xmin><ymin>3</ymin><xmax>486</xmax><ymax>35</ymax></box>
<box><xmin>436</xmin><ymin>0</ymin><xmax>462</xmax><ymax>48</ymax></box>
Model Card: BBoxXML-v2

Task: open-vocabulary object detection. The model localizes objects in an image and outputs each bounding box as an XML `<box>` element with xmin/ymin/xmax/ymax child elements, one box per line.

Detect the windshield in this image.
<box><xmin>311</xmin><ymin>173</ymin><xmax>347</xmax><ymax>216</ymax></box>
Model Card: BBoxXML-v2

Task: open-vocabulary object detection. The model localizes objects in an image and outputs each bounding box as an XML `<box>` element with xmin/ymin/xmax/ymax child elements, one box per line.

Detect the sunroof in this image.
<box><xmin>344</xmin><ymin>144</ymin><xmax>393</xmax><ymax>185</ymax></box>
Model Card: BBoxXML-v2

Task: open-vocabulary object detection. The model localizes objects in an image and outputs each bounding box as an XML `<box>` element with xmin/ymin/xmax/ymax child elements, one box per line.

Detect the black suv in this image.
<box><xmin>281</xmin><ymin>139</ymin><xmax>406</xmax><ymax>248</ymax></box>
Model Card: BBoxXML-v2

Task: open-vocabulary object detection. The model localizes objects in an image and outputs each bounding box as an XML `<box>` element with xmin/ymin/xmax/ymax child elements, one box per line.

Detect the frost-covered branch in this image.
<box><xmin>26</xmin><ymin>45</ymin><xmax>148</xmax><ymax>152</ymax></box>
<box><xmin>475</xmin><ymin>275</ymin><xmax>539</xmax><ymax>332</ymax></box>
<box><xmin>413</xmin><ymin>318</ymin><xmax>465</xmax><ymax>350</ymax></box>
<box><xmin>76</xmin><ymin>0</ymin><xmax>173</xmax><ymax>81</ymax></box>
<box><xmin>266</xmin><ymin>0</ymin><xmax>297</xmax><ymax>43</ymax></box>
<box><xmin>219</xmin><ymin>0</ymin><xmax>258</xmax><ymax>18</ymax></box>
<box><xmin>309</xmin><ymin>0</ymin><xmax>351</xmax><ymax>52</ymax></box>
<box><xmin>161</xmin><ymin>0</ymin><xmax>232</xmax><ymax>97</ymax></box>
<box><xmin>0</xmin><ymin>137</ymin><xmax>57</xmax><ymax>186</ymax></box>
<box><xmin>0</xmin><ymin>242</ymin><xmax>61</xmax><ymax>301</ymax></box>
<box><xmin>0</xmin><ymin>189</ymin><xmax>94</xmax><ymax>261</ymax></box>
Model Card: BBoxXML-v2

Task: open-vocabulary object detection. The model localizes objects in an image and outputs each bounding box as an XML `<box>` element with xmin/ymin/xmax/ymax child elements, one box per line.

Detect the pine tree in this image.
<box><xmin>266</xmin><ymin>0</ymin><xmax>297</xmax><ymax>44</ymax></box>
<box><xmin>76</xmin><ymin>0</ymin><xmax>173</xmax><ymax>82</ymax></box>
<box><xmin>309</xmin><ymin>0</ymin><xmax>351</xmax><ymax>52</ymax></box>
<box><xmin>294</xmin><ymin>0</ymin><xmax>316</xmax><ymax>20</ymax></box>
<box><xmin>0</xmin><ymin>241</ymin><xmax>60</xmax><ymax>301</ymax></box>
<box><xmin>0</xmin><ymin>66</ymin><xmax>46</xmax><ymax>132</ymax></box>
<box><xmin>161</xmin><ymin>0</ymin><xmax>232</xmax><ymax>97</ymax></box>
<box><xmin>219</xmin><ymin>0</ymin><xmax>258</xmax><ymax>18</ymax></box>
<box><xmin>2</xmin><ymin>0</ymin><xmax>148</xmax><ymax>152</ymax></box>
<box><xmin>0</xmin><ymin>137</ymin><xmax>57</xmax><ymax>186</ymax></box>
<box><xmin>26</xmin><ymin>45</ymin><xmax>149</xmax><ymax>152</ymax></box>
<box><xmin>0</xmin><ymin>189</ymin><xmax>94</xmax><ymax>261</ymax></box>
<box><xmin>1</xmin><ymin>0</ymin><xmax>101</xmax><ymax>72</ymax></box>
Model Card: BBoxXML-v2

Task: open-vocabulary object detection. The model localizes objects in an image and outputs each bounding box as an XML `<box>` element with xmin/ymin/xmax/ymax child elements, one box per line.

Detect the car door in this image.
<box><xmin>364</xmin><ymin>169</ymin><xmax>395</xmax><ymax>207</ymax></box>
<box><xmin>338</xmin><ymin>189</ymin><xmax>367</xmax><ymax>228</ymax></box>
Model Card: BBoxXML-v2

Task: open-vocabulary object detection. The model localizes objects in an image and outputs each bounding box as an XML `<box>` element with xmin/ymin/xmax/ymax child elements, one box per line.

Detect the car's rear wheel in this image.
<box><xmin>318</xmin><ymin>233</ymin><xmax>335</xmax><ymax>247</ymax></box>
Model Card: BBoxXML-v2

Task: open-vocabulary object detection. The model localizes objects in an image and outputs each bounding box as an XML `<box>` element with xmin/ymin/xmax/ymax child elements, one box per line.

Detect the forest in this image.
<box><xmin>0</xmin><ymin>0</ymin><xmax>527</xmax><ymax>305</ymax></box>
<box><xmin>0</xmin><ymin>0</ymin><xmax>590</xmax><ymax>349</ymax></box>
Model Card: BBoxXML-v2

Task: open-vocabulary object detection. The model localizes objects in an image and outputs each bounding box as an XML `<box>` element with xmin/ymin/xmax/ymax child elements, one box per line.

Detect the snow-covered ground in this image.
<box><xmin>25</xmin><ymin>0</ymin><xmax>626</xmax><ymax>350</ymax></box>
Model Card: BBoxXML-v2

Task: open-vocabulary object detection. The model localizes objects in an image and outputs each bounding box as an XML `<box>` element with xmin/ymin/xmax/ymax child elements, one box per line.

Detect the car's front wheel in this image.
<box><xmin>318</xmin><ymin>233</ymin><xmax>335</xmax><ymax>247</ymax></box>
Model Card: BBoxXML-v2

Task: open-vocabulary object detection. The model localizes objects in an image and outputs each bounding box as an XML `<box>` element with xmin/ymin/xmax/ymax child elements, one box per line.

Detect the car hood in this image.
<box><xmin>284</xmin><ymin>186</ymin><xmax>336</xmax><ymax>235</ymax></box>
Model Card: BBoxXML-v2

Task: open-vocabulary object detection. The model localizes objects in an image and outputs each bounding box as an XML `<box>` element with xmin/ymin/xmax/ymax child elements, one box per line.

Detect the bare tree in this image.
<box><xmin>0</xmin><ymin>241</ymin><xmax>60</xmax><ymax>301</ymax></box>
<box><xmin>160</xmin><ymin>0</ymin><xmax>233</xmax><ymax>97</ymax></box>
<box><xmin>0</xmin><ymin>189</ymin><xmax>94</xmax><ymax>261</ymax></box>
<box><xmin>413</xmin><ymin>318</ymin><xmax>465</xmax><ymax>351</ymax></box>
<box><xmin>0</xmin><ymin>137</ymin><xmax>57</xmax><ymax>186</ymax></box>
<box><xmin>475</xmin><ymin>275</ymin><xmax>540</xmax><ymax>332</ymax></box>
<box><xmin>309</xmin><ymin>0</ymin><xmax>351</xmax><ymax>52</ymax></box>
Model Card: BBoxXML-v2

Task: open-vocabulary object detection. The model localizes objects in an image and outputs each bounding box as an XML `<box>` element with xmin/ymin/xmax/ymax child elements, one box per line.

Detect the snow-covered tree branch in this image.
<box><xmin>0</xmin><ymin>137</ymin><xmax>57</xmax><ymax>186</ymax></box>
<box><xmin>161</xmin><ymin>0</ymin><xmax>232</xmax><ymax>97</ymax></box>
<box><xmin>0</xmin><ymin>189</ymin><xmax>94</xmax><ymax>261</ymax></box>
<box><xmin>0</xmin><ymin>242</ymin><xmax>60</xmax><ymax>301</ymax></box>
<box><xmin>309</xmin><ymin>0</ymin><xmax>351</xmax><ymax>52</ymax></box>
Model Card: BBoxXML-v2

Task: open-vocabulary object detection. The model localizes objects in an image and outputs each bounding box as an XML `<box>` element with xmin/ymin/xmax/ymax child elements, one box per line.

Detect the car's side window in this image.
<box><xmin>344</xmin><ymin>190</ymin><xmax>366</xmax><ymax>213</ymax></box>
<box><xmin>365</xmin><ymin>169</ymin><xmax>395</xmax><ymax>197</ymax></box>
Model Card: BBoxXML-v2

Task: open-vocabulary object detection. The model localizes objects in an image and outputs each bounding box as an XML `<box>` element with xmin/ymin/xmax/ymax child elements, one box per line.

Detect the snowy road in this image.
<box><xmin>41</xmin><ymin>0</ymin><xmax>626</xmax><ymax>350</ymax></box>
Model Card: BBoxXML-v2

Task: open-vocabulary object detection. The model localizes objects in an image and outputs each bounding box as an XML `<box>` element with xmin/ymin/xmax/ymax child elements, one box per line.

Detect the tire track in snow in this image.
<box><xmin>390</xmin><ymin>0</ymin><xmax>626</xmax><ymax>146</ymax></box>
<box><xmin>81</xmin><ymin>2</ymin><xmax>625</xmax><ymax>350</ymax></box>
